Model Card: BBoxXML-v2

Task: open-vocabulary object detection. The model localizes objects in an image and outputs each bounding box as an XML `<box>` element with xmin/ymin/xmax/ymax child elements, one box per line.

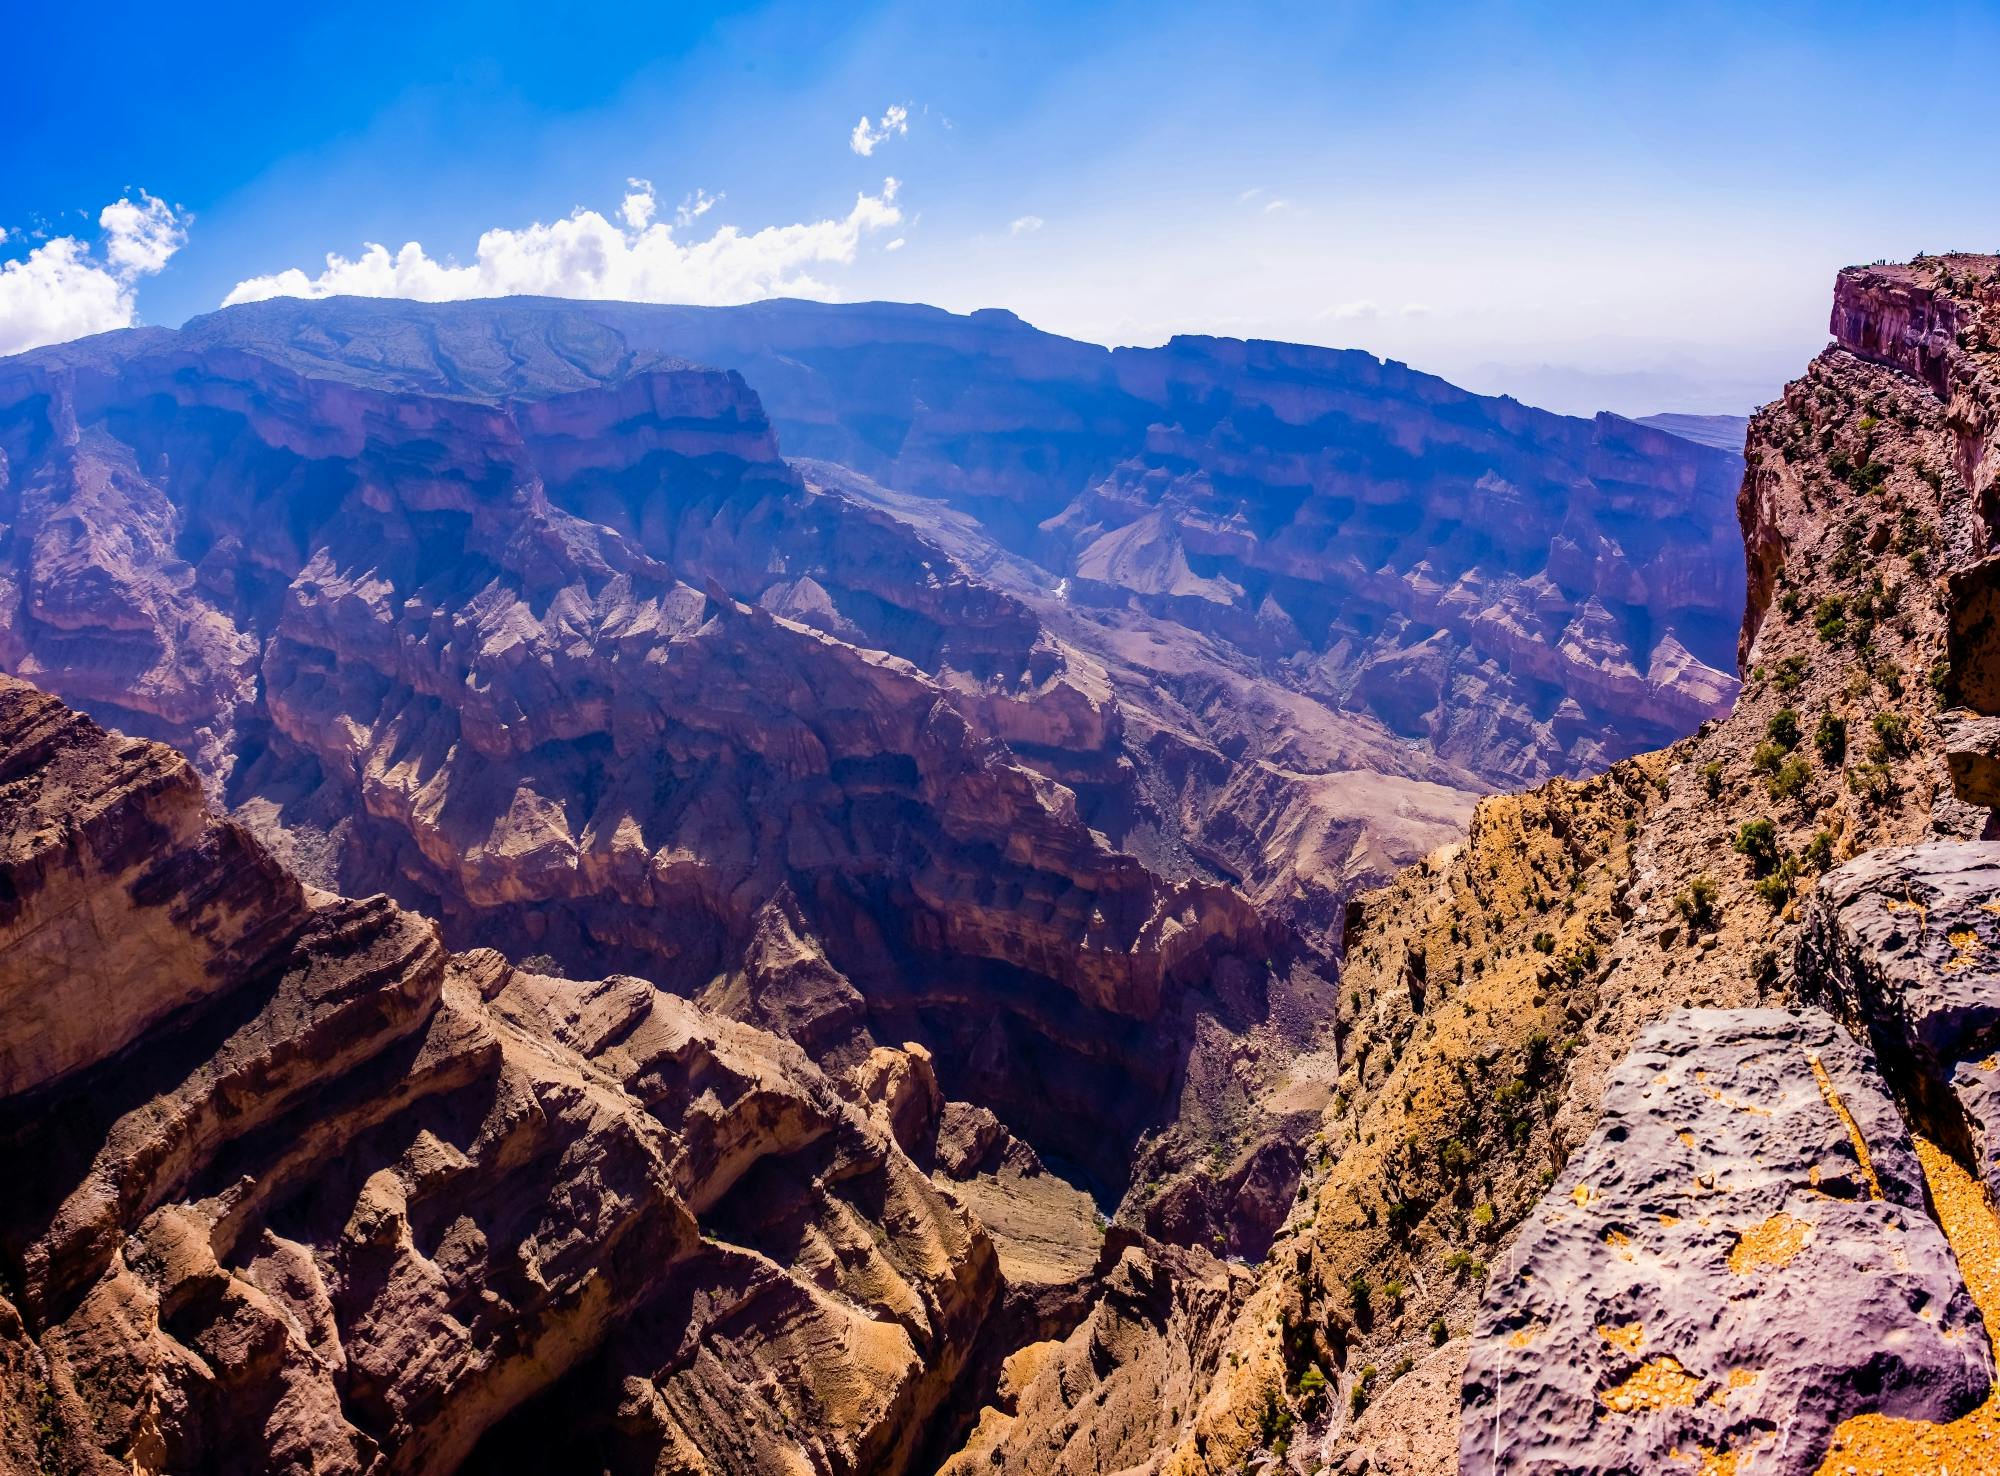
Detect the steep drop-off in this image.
<box><xmin>1092</xmin><ymin>256</ymin><xmax>2000</xmax><ymax>1476</ymax></box>
<box><xmin>0</xmin><ymin>676</ymin><xmax>996</xmax><ymax>1476</ymax></box>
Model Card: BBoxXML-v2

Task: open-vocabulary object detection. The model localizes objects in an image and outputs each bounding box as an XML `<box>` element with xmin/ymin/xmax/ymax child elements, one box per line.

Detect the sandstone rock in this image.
<box><xmin>1943</xmin><ymin>711</ymin><xmax>2000</xmax><ymax>808</ymax></box>
<box><xmin>1459</xmin><ymin>1008</ymin><xmax>1990</xmax><ymax>1476</ymax></box>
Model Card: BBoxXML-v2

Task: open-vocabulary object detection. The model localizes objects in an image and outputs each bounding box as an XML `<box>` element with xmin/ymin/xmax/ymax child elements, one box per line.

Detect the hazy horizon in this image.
<box><xmin>7</xmin><ymin>0</ymin><xmax>1999</xmax><ymax>417</ymax></box>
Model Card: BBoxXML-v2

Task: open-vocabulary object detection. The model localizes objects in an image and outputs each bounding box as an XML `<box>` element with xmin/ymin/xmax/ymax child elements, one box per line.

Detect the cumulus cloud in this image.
<box><xmin>0</xmin><ymin>191</ymin><xmax>190</xmax><ymax>357</ymax></box>
<box><xmin>224</xmin><ymin>178</ymin><xmax>904</xmax><ymax>309</ymax></box>
<box><xmin>850</xmin><ymin>103</ymin><xmax>909</xmax><ymax>156</ymax></box>
<box><xmin>1320</xmin><ymin>299</ymin><xmax>1381</xmax><ymax>322</ymax></box>
<box><xmin>620</xmin><ymin>179</ymin><xmax>657</xmax><ymax>231</ymax></box>
<box><xmin>1009</xmin><ymin>215</ymin><xmax>1044</xmax><ymax>235</ymax></box>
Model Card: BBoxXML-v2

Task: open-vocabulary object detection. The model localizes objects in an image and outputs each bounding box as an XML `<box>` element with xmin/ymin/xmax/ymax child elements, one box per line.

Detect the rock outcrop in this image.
<box><xmin>0</xmin><ymin>676</ymin><xmax>996</xmax><ymax>1475</ymax></box>
<box><xmin>1461</xmin><ymin>1009</ymin><xmax>1990</xmax><ymax>1476</ymax></box>
<box><xmin>1116</xmin><ymin>256</ymin><xmax>2000</xmax><ymax>1476</ymax></box>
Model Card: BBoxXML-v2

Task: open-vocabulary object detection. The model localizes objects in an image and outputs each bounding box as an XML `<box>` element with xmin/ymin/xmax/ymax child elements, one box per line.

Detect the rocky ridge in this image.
<box><xmin>0</xmin><ymin>675</ymin><xmax>1001</xmax><ymax>1475</ymax></box>
<box><xmin>975</xmin><ymin>257</ymin><xmax>2000</xmax><ymax>1475</ymax></box>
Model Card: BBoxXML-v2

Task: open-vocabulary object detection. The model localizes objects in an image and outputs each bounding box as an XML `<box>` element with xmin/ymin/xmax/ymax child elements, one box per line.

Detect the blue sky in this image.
<box><xmin>6</xmin><ymin>0</ymin><xmax>2000</xmax><ymax>414</ymax></box>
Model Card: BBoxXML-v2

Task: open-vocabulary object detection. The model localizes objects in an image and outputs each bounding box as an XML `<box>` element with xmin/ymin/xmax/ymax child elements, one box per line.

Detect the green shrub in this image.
<box><xmin>1767</xmin><ymin>755</ymin><xmax>1812</xmax><ymax>801</ymax></box>
<box><xmin>1753</xmin><ymin>855</ymin><xmax>1803</xmax><ymax>909</ymax></box>
<box><xmin>1700</xmin><ymin>761</ymin><xmax>1724</xmax><ymax>798</ymax></box>
<box><xmin>1676</xmin><ymin>875</ymin><xmax>1719</xmax><ymax>931</ymax></box>
<box><xmin>1751</xmin><ymin>740</ymin><xmax>1787</xmax><ymax>774</ymax></box>
<box><xmin>1814</xmin><ymin>596</ymin><xmax>1848</xmax><ymax>642</ymax></box>
<box><xmin>1295</xmin><ymin>1363</ymin><xmax>1328</xmax><ymax>1413</ymax></box>
<box><xmin>1766</xmin><ymin>708</ymin><xmax>1800</xmax><ymax>749</ymax></box>
<box><xmin>1803</xmin><ymin>830</ymin><xmax>1837</xmax><ymax>872</ymax></box>
<box><xmin>1429</xmin><ymin>1316</ymin><xmax>1449</xmax><ymax>1346</ymax></box>
<box><xmin>1348</xmin><ymin>1273</ymin><xmax>1373</xmax><ymax>1328</ymax></box>
<box><xmin>1814</xmin><ymin>713</ymin><xmax>1847</xmax><ymax>765</ymax></box>
<box><xmin>1732</xmin><ymin>818</ymin><xmax>1780</xmax><ymax>872</ymax></box>
<box><xmin>1531</xmin><ymin>932</ymin><xmax>1556</xmax><ymax>954</ymax></box>
<box><xmin>1848</xmin><ymin>762</ymin><xmax>1894</xmax><ymax>806</ymax></box>
<box><xmin>1871</xmin><ymin>711</ymin><xmax>1910</xmax><ymax>757</ymax></box>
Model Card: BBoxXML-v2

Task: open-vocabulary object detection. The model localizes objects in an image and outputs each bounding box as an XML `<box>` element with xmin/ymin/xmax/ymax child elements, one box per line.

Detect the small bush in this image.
<box><xmin>1732</xmin><ymin>818</ymin><xmax>1780</xmax><ymax>872</ymax></box>
<box><xmin>1348</xmin><ymin>1274</ymin><xmax>1373</xmax><ymax>1328</ymax></box>
<box><xmin>1767</xmin><ymin>755</ymin><xmax>1812</xmax><ymax>802</ymax></box>
<box><xmin>1531</xmin><ymin>932</ymin><xmax>1556</xmax><ymax>954</ymax></box>
<box><xmin>1677</xmin><ymin>875</ymin><xmax>1720</xmax><ymax>931</ymax></box>
<box><xmin>1773</xmin><ymin>654</ymin><xmax>1810</xmax><ymax>693</ymax></box>
<box><xmin>1848</xmin><ymin>762</ymin><xmax>1895</xmax><ymax>806</ymax></box>
<box><xmin>1295</xmin><ymin>1363</ymin><xmax>1328</xmax><ymax>1413</ymax></box>
<box><xmin>1871</xmin><ymin>711</ymin><xmax>1910</xmax><ymax>757</ymax></box>
<box><xmin>1429</xmin><ymin>1315</ymin><xmax>1449</xmax><ymax>1346</ymax></box>
<box><xmin>1751</xmin><ymin>740</ymin><xmax>1787</xmax><ymax>775</ymax></box>
<box><xmin>1753</xmin><ymin>855</ymin><xmax>1803</xmax><ymax>909</ymax></box>
<box><xmin>1700</xmin><ymin>761</ymin><xmax>1724</xmax><ymax>798</ymax></box>
<box><xmin>1803</xmin><ymin>830</ymin><xmax>1837</xmax><ymax>872</ymax></box>
<box><xmin>1766</xmin><ymin>708</ymin><xmax>1800</xmax><ymax>749</ymax></box>
<box><xmin>1814</xmin><ymin>596</ymin><xmax>1848</xmax><ymax>642</ymax></box>
<box><xmin>1814</xmin><ymin>713</ymin><xmax>1848</xmax><ymax>765</ymax></box>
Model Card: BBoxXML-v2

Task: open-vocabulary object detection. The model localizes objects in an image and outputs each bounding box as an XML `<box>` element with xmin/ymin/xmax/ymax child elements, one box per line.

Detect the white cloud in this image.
<box><xmin>224</xmin><ymin>179</ymin><xmax>905</xmax><ymax>309</ymax></box>
<box><xmin>1320</xmin><ymin>299</ymin><xmax>1381</xmax><ymax>322</ymax></box>
<box><xmin>620</xmin><ymin>179</ymin><xmax>657</xmax><ymax>231</ymax></box>
<box><xmin>850</xmin><ymin>103</ymin><xmax>910</xmax><ymax>157</ymax></box>
<box><xmin>885</xmin><ymin>238</ymin><xmax>906</xmax><ymax>252</ymax></box>
<box><xmin>1263</xmin><ymin>198</ymin><xmax>1292</xmax><ymax>214</ymax></box>
<box><xmin>1009</xmin><ymin>215</ymin><xmax>1045</xmax><ymax>235</ymax></box>
<box><xmin>0</xmin><ymin>190</ymin><xmax>190</xmax><ymax>357</ymax></box>
<box><xmin>675</xmin><ymin>188</ymin><xmax>718</xmax><ymax>228</ymax></box>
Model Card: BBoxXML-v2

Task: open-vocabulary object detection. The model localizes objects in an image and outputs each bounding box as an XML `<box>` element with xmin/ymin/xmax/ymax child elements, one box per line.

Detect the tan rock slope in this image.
<box><xmin>0</xmin><ymin>676</ymin><xmax>995</xmax><ymax>1475</ymax></box>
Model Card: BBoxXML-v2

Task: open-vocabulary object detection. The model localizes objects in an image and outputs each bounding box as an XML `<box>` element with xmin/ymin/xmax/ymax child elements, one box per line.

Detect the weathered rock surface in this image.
<box><xmin>0</xmin><ymin>677</ymin><xmax>997</xmax><ymax>1475</ymax></box>
<box><xmin>1461</xmin><ymin>1008</ymin><xmax>1990</xmax><ymax>1475</ymax></box>
<box><xmin>1802</xmin><ymin>841</ymin><xmax>2000</xmax><ymax>1196</ymax></box>
<box><xmin>1942</xmin><ymin>711</ymin><xmax>2000</xmax><ymax>807</ymax></box>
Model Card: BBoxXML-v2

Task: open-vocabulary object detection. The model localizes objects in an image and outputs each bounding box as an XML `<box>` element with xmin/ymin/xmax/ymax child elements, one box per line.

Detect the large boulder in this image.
<box><xmin>1460</xmin><ymin>1007</ymin><xmax>1990</xmax><ymax>1475</ymax></box>
<box><xmin>1800</xmin><ymin>840</ymin><xmax>2000</xmax><ymax>1194</ymax></box>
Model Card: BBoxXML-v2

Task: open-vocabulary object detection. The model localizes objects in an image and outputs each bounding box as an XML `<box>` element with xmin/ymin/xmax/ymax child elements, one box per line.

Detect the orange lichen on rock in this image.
<box><xmin>1600</xmin><ymin>1322</ymin><xmax>1646</xmax><ymax>1355</ymax></box>
<box><xmin>1814</xmin><ymin>1136</ymin><xmax>2000</xmax><ymax>1474</ymax></box>
<box><xmin>1727</xmin><ymin>1213</ymin><xmax>1814</xmax><ymax>1274</ymax></box>
<box><xmin>1809</xmin><ymin>1054</ymin><xmax>1886</xmax><ymax>1201</ymax></box>
<box><xmin>1601</xmin><ymin>1356</ymin><xmax>1703</xmax><ymax>1414</ymax></box>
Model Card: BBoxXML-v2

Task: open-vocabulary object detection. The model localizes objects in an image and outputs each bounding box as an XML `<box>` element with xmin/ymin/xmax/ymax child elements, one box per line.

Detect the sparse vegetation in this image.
<box><xmin>1676</xmin><ymin>875</ymin><xmax>1719</xmax><ymax>931</ymax></box>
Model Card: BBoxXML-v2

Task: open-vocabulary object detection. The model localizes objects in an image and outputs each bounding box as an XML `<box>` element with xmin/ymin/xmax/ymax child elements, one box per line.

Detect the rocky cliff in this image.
<box><xmin>1083</xmin><ymin>256</ymin><xmax>2000</xmax><ymax>1476</ymax></box>
<box><xmin>166</xmin><ymin>294</ymin><xmax>1747</xmax><ymax>787</ymax></box>
<box><xmin>0</xmin><ymin>676</ymin><xmax>997</xmax><ymax>1476</ymax></box>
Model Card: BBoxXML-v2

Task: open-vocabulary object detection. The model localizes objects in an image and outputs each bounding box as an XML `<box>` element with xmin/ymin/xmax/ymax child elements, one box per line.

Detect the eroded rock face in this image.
<box><xmin>1801</xmin><ymin>841</ymin><xmax>2000</xmax><ymax>1194</ymax></box>
<box><xmin>1460</xmin><ymin>1008</ymin><xmax>1990</xmax><ymax>1476</ymax></box>
<box><xmin>164</xmin><ymin>293</ymin><xmax>1746</xmax><ymax>786</ymax></box>
<box><xmin>0</xmin><ymin>324</ymin><xmax>1342</xmax><ymax>1212</ymax></box>
<box><xmin>0</xmin><ymin>678</ymin><xmax>996</xmax><ymax>1475</ymax></box>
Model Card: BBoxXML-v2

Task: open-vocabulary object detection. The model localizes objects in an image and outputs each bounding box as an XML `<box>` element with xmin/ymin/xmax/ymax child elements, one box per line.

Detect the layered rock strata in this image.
<box><xmin>0</xmin><ymin>676</ymin><xmax>996</xmax><ymax>1475</ymax></box>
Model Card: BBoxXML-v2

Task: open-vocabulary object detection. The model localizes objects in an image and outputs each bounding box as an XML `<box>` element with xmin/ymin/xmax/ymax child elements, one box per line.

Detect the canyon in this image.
<box><xmin>25</xmin><ymin>260</ymin><xmax>1984</xmax><ymax>1476</ymax></box>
